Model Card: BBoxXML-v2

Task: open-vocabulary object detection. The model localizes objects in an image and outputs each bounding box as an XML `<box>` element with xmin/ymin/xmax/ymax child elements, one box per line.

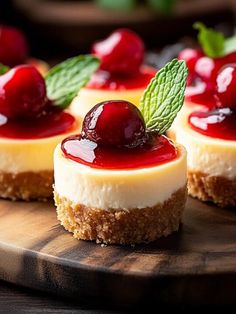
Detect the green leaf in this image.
<box><xmin>45</xmin><ymin>55</ymin><xmax>99</xmax><ymax>109</ymax></box>
<box><xmin>147</xmin><ymin>0</ymin><xmax>176</xmax><ymax>15</ymax></box>
<box><xmin>96</xmin><ymin>0</ymin><xmax>136</xmax><ymax>10</ymax></box>
<box><xmin>193</xmin><ymin>22</ymin><xmax>225</xmax><ymax>58</ymax></box>
<box><xmin>139</xmin><ymin>59</ymin><xmax>188</xmax><ymax>134</ymax></box>
<box><xmin>224</xmin><ymin>36</ymin><xmax>236</xmax><ymax>55</ymax></box>
<box><xmin>0</xmin><ymin>63</ymin><xmax>10</xmax><ymax>75</ymax></box>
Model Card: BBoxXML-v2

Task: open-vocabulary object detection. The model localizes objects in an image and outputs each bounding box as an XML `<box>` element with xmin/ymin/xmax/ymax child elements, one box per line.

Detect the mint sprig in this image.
<box><xmin>45</xmin><ymin>55</ymin><xmax>99</xmax><ymax>109</ymax></box>
<box><xmin>193</xmin><ymin>22</ymin><xmax>225</xmax><ymax>58</ymax></box>
<box><xmin>139</xmin><ymin>59</ymin><xmax>188</xmax><ymax>134</ymax></box>
<box><xmin>193</xmin><ymin>22</ymin><xmax>236</xmax><ymax>58</ymax></box>
<box><xmin>0</xmin><ymin>64</ymin><xmax>10</xmax><ymax>75</ymax></box>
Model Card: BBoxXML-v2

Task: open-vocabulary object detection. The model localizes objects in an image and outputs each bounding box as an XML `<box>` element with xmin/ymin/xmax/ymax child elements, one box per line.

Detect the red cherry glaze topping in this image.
<box><xmin>0</xmin><ymin>65</ymin><xmax>47</xmax><ymax>119</ymax></box>
<box><xmin>184</xmin><ymin>52</ymin><xmax>236</xmax><ymax>108</ymax></box>
<box><xmin>178</xmin><ymin>48</ymin><xmax>204</xmax><ymax>73</ymax></box>
<box><xmin>185</xmin><ymin>78</ymin><xmax>216</xmax><ymax>109</ymax></box>
<box><xmin>62</xmin><ymin>134</ymin><xmax>177</xmax><ymax>170</ymax></box>
<box><xmin>189</xmin><ymin>108</ymin><xmax>236</xmax><ymax>140</ymax></box>
<box><xmin>82</xmin><ymin>100</ymin><xmax>146</xmax><ymax>147</ymax></box>
<box><xmin>215</xmin><ymin>65</ymin><xmax>236</xmax><ymax>109</ymax></box>
<box><xmin>91</xmin><ymin>29</ymin><xmax>144</xmax><ymax>75</ymax></box>
<box><xmin>86</xmin><ymin>67</ymin><xmax>156</xmax><ymax>90</ymax></box>
<box><xmin>0</xmin><ymin>108</ymin><xmax>76</xmax><ymax>139</ymax></box>
<box><xmin>0</xmin><ymin>26</ymin><xmax>28</xmax><ymax>67</ymax></box>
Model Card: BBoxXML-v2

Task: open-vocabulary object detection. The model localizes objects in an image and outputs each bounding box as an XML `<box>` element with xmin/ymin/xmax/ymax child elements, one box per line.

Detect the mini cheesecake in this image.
<box><xmin>0</xmin><ymin>25</ymin><xmax>49</xmax><ymax>76</ymax></box>
<box><xmin>70</xmin><ymin>29</ymin><xmax>156</xmax><ymax>122</ymax></box>
<box><xmin>0</xmin><ymin>55</ymin><xmax>98</xmax><ymax>201</ymax></box>
<box><xmin>171</xmin><ymin>24</ymin><xmax>236</xmax><ymax>140</ymax></box>
<box><xmin>54</xmin><ymin>138</ymin><xmax>187</xmax><ymax>244</ymax></box>
<box><xmin>175</xmin><ymin>108</ymin><xmax>236</xmax><ymax>207</ymax></box>
<box><xmin>54</xmin><ymin>59</ymin><xmax>188</xmax><ymax>244</ymax></box>
<box><xmin>173</xmin><ymin>42</ymin><xmax>236</xmax><ymax>207</ymax></box>
<box><xmin>0</xmin><ymin>110</ymin><xmax>77</xmax><ymax>201</ymax></box>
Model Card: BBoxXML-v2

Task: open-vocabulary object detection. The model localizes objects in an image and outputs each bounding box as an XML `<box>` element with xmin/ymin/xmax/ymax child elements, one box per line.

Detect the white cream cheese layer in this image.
<box><xmin>69</xmin><ymin>87</ymin><xmax>145</xmax><ymax>123</ymax></box>
<box><xmin>0</xmin><ymin>134</ymin><xmax>68</xmax><ymax>173</ymax></box>
<box><xmin>54</xmin><ymin>144</ymin><xmax>187</xmax><ymax>210</ymax></box>
<box><xmin>175</xmin><ymin>116</ymin><xmax>236</xmax><ymax>179</ymax></box>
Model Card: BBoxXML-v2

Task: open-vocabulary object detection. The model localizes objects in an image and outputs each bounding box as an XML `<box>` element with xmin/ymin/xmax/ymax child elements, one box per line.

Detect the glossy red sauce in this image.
<box><xmin>86</xmin><ymin>67</ymin><xmax>156</xmax><ymax>91</ymax></box>
<box><xmin>0</xmin><ymin>109</ymin><xmax>77</xmax><ymax>139</ymax></box>
<box><xmin>185</xmin><ymin>79</ymin><xmax>216</xmax><ymax>110</ymax></box>
<box><xmin>188</xmin><ymin>108</ymin><xmax>236</xmax><ymax>140</ymax></box>
<box><xmin>61</xmin><ymin>134</ymin><xmax>178</xmax><ymax>170</ymax></box>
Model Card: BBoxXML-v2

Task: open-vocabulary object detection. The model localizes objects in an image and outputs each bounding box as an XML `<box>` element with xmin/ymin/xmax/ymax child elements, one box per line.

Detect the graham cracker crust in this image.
<box><xmin>188</xmin><ymin>171</ymin><xmax>236</xmax><ymax>207</ymax></box>
<box><xmin>54</xmin><ymin>186</ymin><xmax>187</xmax><ymax>245</ymax></box>
<box><xmin>0</xmin><ymin>170</ymin><xmax>53</xmax><ymax>201</ymax></box>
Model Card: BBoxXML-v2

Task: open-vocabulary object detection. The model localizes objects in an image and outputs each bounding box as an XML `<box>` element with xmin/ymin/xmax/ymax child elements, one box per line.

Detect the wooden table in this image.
<box><xmin>0</xmin><ymin>196</ymin><xmax>236</xmax><ymax>309</ymax></box>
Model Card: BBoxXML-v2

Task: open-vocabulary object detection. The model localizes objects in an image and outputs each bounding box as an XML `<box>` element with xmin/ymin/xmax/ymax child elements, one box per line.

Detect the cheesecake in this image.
<box><xmin>0</xmin><ymin>55</ymin><xmax>98</xmax><ymax>201</ymax></box>
<box><xmin>54</xmin><ymin>59</ymin><xmax>188</xmax><ymax>244</ymax></box>
<box><xmin>170</xmin><ymin>23</ymin><xmax>236</xmax><ymax>140</ymax></box>
<box><xmin>70</xmin><ymin>29</ymin><xmax>156</xmax><ymax>122</ymax></box>
<box><xmin>54</xmin><ymin>136</ymin><xmax>187</xmax><ymax>244</ymax></box>
<box><xmin>0</xmin><ymin>25</ymin><xmax>49</xmax><ymax>76</ymax></box>
<box><xmin>175</xmin><ymin>64</ymin><xmax>236</xmax><ymax>207</ymax></box>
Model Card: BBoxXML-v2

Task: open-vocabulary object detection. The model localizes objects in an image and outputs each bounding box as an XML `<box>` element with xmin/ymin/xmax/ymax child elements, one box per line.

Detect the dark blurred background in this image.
<box><xmin>0</xmin><ymin>0</ymin><xmax>235</xmax><ymax>63</ymax></box>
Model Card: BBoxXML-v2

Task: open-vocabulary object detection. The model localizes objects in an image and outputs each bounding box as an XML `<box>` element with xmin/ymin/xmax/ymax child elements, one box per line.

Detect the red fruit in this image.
<box><xmin>0</xmin><ymin>26</ymin><xmax>28</xmax><ymax>67</ymax></box>
<box><xmin>215</xmin><ymin>65</ymin><xmax>236</xmax><ymax>109</ymax></box>
<box><xmin>194</xmin><ymin>54</ymin><xmax>235</xmax><ymax>83</ymax></box>
<box><xmin>178</xmin><ymin>48</ymin><xmax>204</xmax><ymax>73</ymax></box>
<box><xmin>194</xmin><ymin>56</ymin><xmax>218</xmax><ymax>81</ymax></box>
<box><xmin>82</xmin><ymin>100</ymin><xmax>146</xmax><ymax>147</ymax></box>
<box><xmin>91</xmin><ymin>29</ymin><xmax>144</xmax><ymax>75</ymax></box>
<box><xmin>0</xmin><ymin>65</ymin><xmax>47</xmax><ymax>119</ymax></box>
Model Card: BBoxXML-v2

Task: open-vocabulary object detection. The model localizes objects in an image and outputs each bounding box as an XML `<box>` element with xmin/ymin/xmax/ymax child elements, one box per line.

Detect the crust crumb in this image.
<box><xmin>54</xmin><ymin>187</ymin><xmax>187</xmax><ymax>245</ymax></box>
<box><xmin>0</xmin><ymin>171</ymin><xmax>53</xmax><ymax>201</ymax></box>
<box><xmin>188</xmin><ymin>171</ymin><xmax>236</xmax><ymax>207</ymax></box>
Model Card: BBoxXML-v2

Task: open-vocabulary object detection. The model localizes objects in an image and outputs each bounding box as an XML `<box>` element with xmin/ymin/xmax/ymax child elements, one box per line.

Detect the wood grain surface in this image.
<box><xmin>0</xmin><ymin>197</ymin><xmax>235</xmax><ymax>307</ymax></box>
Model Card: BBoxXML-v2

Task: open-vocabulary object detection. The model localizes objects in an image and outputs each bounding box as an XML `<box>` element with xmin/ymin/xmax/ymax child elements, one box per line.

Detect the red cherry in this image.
<box><xmin>0</xmin><ymin>65</ymin><xmax>47</xmax><ymax>119</ymax></box>
<box><xmin>82</xmin><ymin>100</ymin><xmax>146</xmax><ymax>147</ymax></box>
<box><xmin>194</xmin><ymin>55</ymin><xmax>232</xmax><ymax>83</ymax></box>
<box><xmin>0</xmin><ymin>26</ymin><xmax>28</xmax><ymax>67</ymax></box>
<box><xmin>215</xmin><ymin>65</ymin><xmax>236</xmax><ymax>109</ymax></box>
<box><xmin>194</xmin><ymin>56</ymin><xmax>217</xmax><ymax>81</ymax></box>
<box><xmin>91</xmin><ymin>29</ymin><xmax>144</xmax><ymax>75</ymax></box>
<box><xmin>178</xmin><ymin>48</ymin><xmax>204</xmax><ymax>73</ymax></box>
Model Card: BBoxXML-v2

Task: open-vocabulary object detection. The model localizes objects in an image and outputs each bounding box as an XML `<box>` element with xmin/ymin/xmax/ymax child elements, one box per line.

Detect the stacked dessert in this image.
<box><xmin>173</xmin><ymin>23</ymin><xmax>236</xmax><ymax>207</ymax></box>
<box><xmin>0</xmin><ymin>55</ymin><xmax>99</xmax><ymax>200</ymax></box>
<box><xmin>54</xmin><ymin>59</ymin><xmax>188</xmax><ymax>244</ymax></box>
<box><xmin>70</xmin><ymin>29</ymin><xmax>156</xmax><ymax>122</ymax></box>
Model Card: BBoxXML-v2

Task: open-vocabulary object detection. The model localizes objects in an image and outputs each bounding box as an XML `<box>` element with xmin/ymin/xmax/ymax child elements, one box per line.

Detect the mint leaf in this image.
<box><xmin>224</xmin><ymin>36</ymin><xmax>236</xmax><ymax>55</ymax></box>
<box><xmin>147</xmin><ymin>0</ymin><xmax>176</xmax><ymax>15</ymax></box>
<box><xmin>139</xmin><ymin>59</ymin><xmax>188</xmax><ymax>134</ymax></box>
<box><xmin>0</xmin><ymin>64</ymin><xmax>10</xmax><ymax>75</ymax></box>
<box><xmin>96</xmin><ymin>0</ymin><xmax>136</xmax><ymax>10</ymax></box>
<box><xmin>45</xmin><ymin>55</ymin><xmax>99</xmax><ymax>109</ymax></box>
<box><xmin>193</xmin><ymin>22</ymin><xmax>225</xmax><ymax>58</ymax></box>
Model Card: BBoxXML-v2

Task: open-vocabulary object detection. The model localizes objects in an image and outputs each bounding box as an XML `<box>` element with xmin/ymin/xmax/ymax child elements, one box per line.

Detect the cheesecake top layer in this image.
<box><xmin>62</xmin><ymin>134</ymin><xmax>177</xmax><ymax>170</ymax></box>
<box><xmin>0</xmin><ymin>109</ymin><xmax>77</xmax><ymax>140</ymax></box>
<box><xmin>86</xmin><ymin>66</ymin><xmax>156</xmax><ymax>91</ymax></box>
<box><xmin>54</xmin><ymin>143</ymin><xmax>187</xmax><ymax>209</ymax></box>
<box><xmin>175</xmin><ymin>112</ymin><xmax>236</xmax><ymax>179</ymax></box>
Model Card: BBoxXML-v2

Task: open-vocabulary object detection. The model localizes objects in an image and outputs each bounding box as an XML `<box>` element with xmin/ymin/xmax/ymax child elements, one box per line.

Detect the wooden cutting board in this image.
<box><xmin>0</xmin><ymin>197</ymin><xmax>235</xmax><ymax>306</ymax></box>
